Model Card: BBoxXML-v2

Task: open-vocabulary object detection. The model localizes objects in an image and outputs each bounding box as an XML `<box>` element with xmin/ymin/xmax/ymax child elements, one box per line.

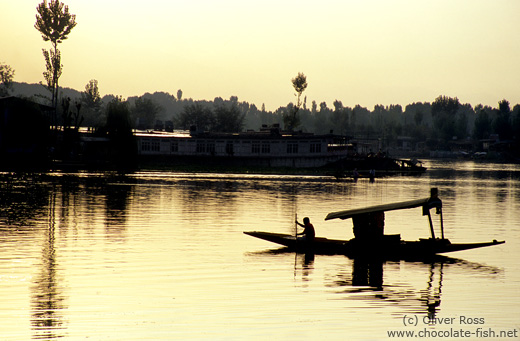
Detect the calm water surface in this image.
<box><xmin>0</xmin><ymin>160</ymin><xmax>519</xmax><ymax>340</ymax></box>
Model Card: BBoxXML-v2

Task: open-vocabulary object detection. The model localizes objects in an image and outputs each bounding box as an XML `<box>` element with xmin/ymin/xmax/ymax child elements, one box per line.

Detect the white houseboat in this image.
<box><xmin>135</xmin><ymin>126</ymin><xmax>350</xmax><ymax>168</ymax></box>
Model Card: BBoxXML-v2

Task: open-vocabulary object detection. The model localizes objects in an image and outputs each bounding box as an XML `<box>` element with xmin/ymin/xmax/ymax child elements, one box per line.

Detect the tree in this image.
<box><xmin>132</xmin><ymin>97</ymin><xmax>162</xmax><ymax>129</ymax></box>
<box><xmin>176</xmin><ymin>103</ymin><xmax>214</xmax><ymax>131</ymax></box>
<box><xmin>494</xmin><ymin>99</ymin><xmax>513</xmax><ymax>140</ymax></box>
<box><xmin>213</xmin><ymin>103</ymin><xmax>245</xmax><ymax>132</ymax></box>
<box><xmin>106</xmin><ymin>97</ymin><xmax>136</xmax><ymax>167</ymax></box>
<box><xmin>473</xmin><ymin>105</ymin><xmax>492</xmax><ymax>140</ymax></box>
<box><xmin>512</xmin><ymin>104</ymin><xmax>520</xmax><ymax>141</ymax></box>
<box><xmin>177</xmin><ymin>89</ymin><xmax>183</xmax><ymax>101</ymax></box>
<box><xmin>284</xmin><ymin>72</ymin><xmax>307</xmax><ymax>130</ymax></box>
<box><xmin>82</xmin><ymin>79</ymin><xmax>101</xmax><ymax>108</ymax></box>
<box><xmin>0</xmin><ymin>62</ymin><xmax>15</xmax><ymax>96</ymax></box>
<box><xmin>35</xmin><ymin>0</ymin><xmax>77</xmax><ymax>109</ymax></box>
<box><xmin>292</xmin><ymin>72</ymin><xmax>308</xmax><ymax>107</ymax></box>
<box><xmin>81</xmin><ymin>79</ymin><xmax>104</xmax><ymax>127</ymax></box>
<box><xmin>431</xmin><ymin>95</ymin><xmax>460</xmax><ymax>140</ymax></box>
<box><xmin>40</xmin><ymin>48</ymin><xmax>62</xmax><ymax>111</ymax></box>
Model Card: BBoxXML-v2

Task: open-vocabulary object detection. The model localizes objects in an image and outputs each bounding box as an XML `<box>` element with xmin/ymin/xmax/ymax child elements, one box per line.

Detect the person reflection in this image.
<box><xmin>294</xmin><ymin>253</ymin><xmax>315</xmax><ymax>284</ymax></box>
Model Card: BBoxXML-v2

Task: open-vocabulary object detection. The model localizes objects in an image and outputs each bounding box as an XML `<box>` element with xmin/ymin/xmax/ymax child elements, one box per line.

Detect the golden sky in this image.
<box><xmin>2</xmin><ymin>0</ymin><xmax>519</xmax><ymax>110</ymax></box>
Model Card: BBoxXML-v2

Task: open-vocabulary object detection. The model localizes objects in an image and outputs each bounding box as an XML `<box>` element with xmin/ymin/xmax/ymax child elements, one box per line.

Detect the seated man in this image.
<box><xmin>295</xmin><ymin>217</ymin><xmax>315</xmax><ymax>242</ymax></box>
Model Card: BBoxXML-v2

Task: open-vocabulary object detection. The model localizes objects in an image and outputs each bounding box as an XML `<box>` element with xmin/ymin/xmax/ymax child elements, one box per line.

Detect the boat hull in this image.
<box><xmin>244</xmin><ymin>231</ymin><xmax>505</xmax><ymax>259</ymax></box>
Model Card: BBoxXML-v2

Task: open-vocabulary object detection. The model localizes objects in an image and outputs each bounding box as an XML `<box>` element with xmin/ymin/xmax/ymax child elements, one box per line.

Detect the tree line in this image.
<box><xmin>5</xmin><ymin>78</ymin><xmax>520</xmax><ymax>147</ymax></box>
<box><xmin>1</xmin><ymin>0</ymin><xmax>519</xmax><ymax>160</ymax></box>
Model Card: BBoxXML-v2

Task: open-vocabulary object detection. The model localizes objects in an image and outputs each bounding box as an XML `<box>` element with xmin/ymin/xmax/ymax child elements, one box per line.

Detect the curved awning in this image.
<box><xmin>325</xmin><ymin>197</ymin><xmax>442</xmax><ymax>221</ymax></box>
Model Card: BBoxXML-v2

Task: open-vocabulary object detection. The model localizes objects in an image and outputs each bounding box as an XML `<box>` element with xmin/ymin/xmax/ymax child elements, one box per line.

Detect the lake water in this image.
<box><xmin>1</xmin><ymin>160</ymin><xmax>519</xmax><ymax>340</ymax></box>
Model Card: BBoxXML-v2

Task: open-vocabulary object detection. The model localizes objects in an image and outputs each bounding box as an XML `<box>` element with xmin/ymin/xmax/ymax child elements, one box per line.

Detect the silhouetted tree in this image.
<box><xmin>82</xmin><ymin>79</ymin><xmax>101</xmax><ymax>109</ymax></box>
<box><xmin>284</xmin><ymin>72</ymin><xmax>307</xmax><ymax>130</ymax></box>
<box><xmin>40</xmin><ymin>48</ymin><xmax>61</xmax><ymax>109</ymax></box>
<box><xmin>454</xmin><ymin>103</ymin><xmax>473</xmax><ymax>139</ymax></box>
<box><xmin>105</xmin><ymin>97</ymin><xmax>136</xmax><ymax>167</ymax></box>
<box><xmin>81</xmin><ymin>79</ymin><xmax>103</xmax><ymax>127</ymax></box>
<box><xmin>494</xmin><ymin>99</ymin><xmax>513</xmax><ymax>140</ymax></box>
<box><xmin>35</xmin><ymin>0</ymin><xmax>76</xmax><ymax>111</ymax></box>
<box><xmin>512</xmin><ymin>105</ymin><xmax>520</xmax><ymax>141</ymax></box>
<box><xmin>331</xmin><ymin>101</ymin><xmax>349</xmax><ymax>135</ymax></box>
<box><xmin>214</xmin><ymin>103</ymin><xmax>245</xmax><ymax>132</ymax></box>
<box><xmin>431</xmin><ymin>95</ymin><xmax>460</xmax><ymax>140</ymax></box>
<box><xmin>0</xmin><ymin>62</ymin><xmax>15</xmax><ymax>96</ymax></box>
<box><xmin>177</xmin><ymin>89</ymin><xmax>183</xmax><ymax>101</ymax></box>
<box><xmin>132</xmin><ymin>97</ymin><xmax>162</xmax><ymax>129</ymax></box>
<box><xmin>176</xmin><ymin>103</ymin><xmax>214</xmax><ymax>131</ymax></box>
<box><xmin>473</xmin><ymin>104</ymin><xmax>492</xmax><ymax>140</ymax></box>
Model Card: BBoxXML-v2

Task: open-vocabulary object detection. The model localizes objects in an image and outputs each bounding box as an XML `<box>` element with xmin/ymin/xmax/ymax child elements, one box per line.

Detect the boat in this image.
<box><xmin>329</xmin><ymin>157</ymin><xmax>427</xmax><ymax>180</ymax></box>
<box><xmin>135</xmin><ymin>125</ymin><xmax>350</xmax><ymax>169</ymax></box>
<box><xmin>244</xmin><ymin>188</ymin><xmax>505</xmax><ymax>260</ymax></box>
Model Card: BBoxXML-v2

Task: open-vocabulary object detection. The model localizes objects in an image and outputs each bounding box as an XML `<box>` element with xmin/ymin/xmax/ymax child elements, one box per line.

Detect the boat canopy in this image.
<box><xmin>325</xmin><ymin>197</ymin><xmax>442</xmax><ymax>221</ymax></box>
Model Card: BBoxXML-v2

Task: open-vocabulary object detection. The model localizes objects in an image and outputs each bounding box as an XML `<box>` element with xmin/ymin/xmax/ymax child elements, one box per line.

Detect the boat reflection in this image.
<box><xmin>327</xmin><ymin>255</ymin><xmax>502</xmax><ymax>317</ymax></box>
<box><xmin>249</xmin><ymin>249</ymin><xmax>502</xmax><ymax>317</ymax></box>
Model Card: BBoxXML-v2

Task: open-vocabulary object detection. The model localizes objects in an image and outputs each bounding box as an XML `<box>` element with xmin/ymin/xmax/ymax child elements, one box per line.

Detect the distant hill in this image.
<box><xmin>8</xmin><ymin>82</ymin><xmax>255</xmax><ymax>126</ymax></box>
<box><xmin>8</xmin><ymin>82</ymin><xmax>216</xmax><ymax>126</ymax></box>
<box><xmin>11</xmin><ymin>82</ymin><xmax>82</xmax><ymax>105</ymax></box>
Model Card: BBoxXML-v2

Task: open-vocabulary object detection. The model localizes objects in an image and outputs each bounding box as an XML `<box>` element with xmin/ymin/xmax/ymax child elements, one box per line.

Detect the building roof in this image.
<box><xmin>134</xmin><ymin>129</ymin><xmax>345</xmax><ymax>141</ymax></box>
<box><xmin>0</xmin><ymin>96</ymin><xmax>53</xmax><ymax>111</ymax></box>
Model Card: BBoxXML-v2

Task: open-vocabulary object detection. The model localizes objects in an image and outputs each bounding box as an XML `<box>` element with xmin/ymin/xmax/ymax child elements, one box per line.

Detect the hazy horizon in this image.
<box><xmin>2</xmin><ymin>0</ymin><xmax>519</xmax><ymax>111</ymax></box>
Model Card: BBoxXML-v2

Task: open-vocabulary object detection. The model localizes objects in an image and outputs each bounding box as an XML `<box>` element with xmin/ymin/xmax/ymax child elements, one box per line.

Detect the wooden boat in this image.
<box><xmin>244</xmin><ymin>188</ymin><xmax>505</xmax><ymax>259</ymax></box>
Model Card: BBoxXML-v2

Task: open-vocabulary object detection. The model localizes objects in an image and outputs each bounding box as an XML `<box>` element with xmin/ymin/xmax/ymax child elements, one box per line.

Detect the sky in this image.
<box><xmin>1</xmin><ymin>0</ymin><xmax>519</xmax><ymax>111</ymax></box>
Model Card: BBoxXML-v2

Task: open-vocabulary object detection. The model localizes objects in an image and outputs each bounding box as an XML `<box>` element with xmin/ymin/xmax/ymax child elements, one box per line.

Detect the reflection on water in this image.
<box><xmin>318</xmin><ymin>255</ymin><xmax>503</xmax><ymax>318</ymax></box>
<box><xmin>263</xmin><ymin>244</ymin><xmax>504</xmax><ymax>325</ymax></box>
<box><xmin>423</xmin><ymin>262</ymin><xmax>443</xmax><ymax>319</ymax></box>
<box><xmin>31</xmin><ymin>191</ymin><xmax>67</xmax><ymax>339</ymax></box>
<box><xmin>0</xmin><ymin>160</ymin><xmax>518</xmax><ymax>339</ymax></box>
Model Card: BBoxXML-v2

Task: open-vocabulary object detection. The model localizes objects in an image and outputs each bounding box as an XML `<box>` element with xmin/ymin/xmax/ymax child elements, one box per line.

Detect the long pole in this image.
<box><xmin>294</xmin><ymin>212</ymin><xmax>298</xmax><ymax>278</ymax></box>
<box><xmin>294</xmin><ymin>213</ymin><xmax>298</xmax><ymax>239</ymax></box>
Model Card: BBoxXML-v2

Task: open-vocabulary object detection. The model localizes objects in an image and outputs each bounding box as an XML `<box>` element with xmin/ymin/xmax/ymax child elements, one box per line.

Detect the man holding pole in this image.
<box><xmin>295</xmin><ymin>217</ymin><xmax>315</xmax><ymax>243</ymax></box>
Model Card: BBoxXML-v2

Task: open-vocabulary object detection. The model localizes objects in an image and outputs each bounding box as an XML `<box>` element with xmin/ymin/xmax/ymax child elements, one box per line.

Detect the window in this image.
<box><xmin>287</xmin><ymin>143</ymin><xmax>299</xmax><ymax>154</ymax></box>
<box><xmin>310</xmin><ymin>142</ymin><xmax>322</xmax><ymax>153</ymax></box>
<box><xmin>196</xmin><ymin>141</ymin><xmax>206</xmax><ymax>153</ymax></box>
<box><xmin>142</xmin><ymin>139</ymin><xmax>151</xmax><ymax>152</ymax></box>
<box><xmin>252</xmin><ymin>142</ymin><xmax>260</xmax><ymax>154</ymax></box>
<box><xmin>151</xmin><ymin>140</ymin><xmax>160</xmax><ymax>152</ymax></box>
<box><xmin>171</xmin><ymin>141</ymin><xmax>179</xmax><ymax>153</ymax></box>
<box><xmin>207</xmin><ymin>142</ymin><xmax>215</xmax><ymax>154</ymax></box>
<box><xmin>226</xmin><ymin>141</ymin><xmax>234</xmax><ymax>155</ymax></box>
<box><xmin>261</xmin><ymin>142</ymin><xmax>271</xmax><ymax>154</ymax></box>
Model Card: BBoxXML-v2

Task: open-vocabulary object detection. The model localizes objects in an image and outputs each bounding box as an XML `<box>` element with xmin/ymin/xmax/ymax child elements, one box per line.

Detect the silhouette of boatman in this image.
<box><xmin>295</xmin><ymin>217</ymin><xmax>316</xmax><ymax>242</ymax></box>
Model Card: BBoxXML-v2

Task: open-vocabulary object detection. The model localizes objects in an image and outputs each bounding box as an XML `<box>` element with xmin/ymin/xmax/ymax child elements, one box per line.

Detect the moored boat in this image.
<box><xmin>244</xmin><ymin>188</ymin><xmax>505</xmax><ymax>260</ymax></box>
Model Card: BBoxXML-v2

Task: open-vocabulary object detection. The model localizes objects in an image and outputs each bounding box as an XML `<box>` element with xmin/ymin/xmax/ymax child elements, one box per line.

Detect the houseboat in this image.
<box><xmin>135</xmin><ymin>126</ymin><xmax>350</xmax><ymax>169</ymax></box>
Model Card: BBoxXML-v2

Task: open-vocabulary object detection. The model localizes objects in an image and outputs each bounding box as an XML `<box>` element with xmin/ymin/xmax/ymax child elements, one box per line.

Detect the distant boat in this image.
<box><xmin>244</xmin><ymin>188</ymin><xmax>504</xmax><ymax>260</ymax></box>
<box><xmin>329</xmin><ymin>156</ymin><xmax>426</xmax><ymax>179</ymax></box>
